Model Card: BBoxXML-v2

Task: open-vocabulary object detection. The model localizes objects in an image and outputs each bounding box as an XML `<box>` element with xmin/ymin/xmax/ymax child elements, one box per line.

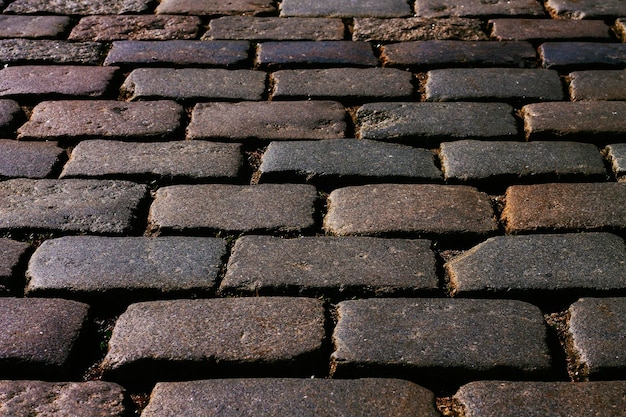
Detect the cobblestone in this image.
<box><xmin>0</xmin><ymin>39</ymin><xmax>101</xmax><ymax>65</ymax></box>
<box><xmin>4</xmin><ymin>0</ymin><xmax>151</xmax><ymax>14</ymax></box>
<box><xmin>0</xmin><ymin>15</ymin><xmax>70</xmax><ymax>39</ymax></box>
<box><xmin>0</xmin><ymin>239</ymin><xmax>28</xmax><ymax>294</ymax></box>
<box><xmin>0</xmin><ymin>99</ymin><xmax>21</xmax><ymax>134</ymax></box>
<box><xmin>617</xmin><ymin>19</ymin><xmax>626</xmax><ymax>42</ymax></box>
<box><xmin>204</xmin><ymin>16</ymin><xmax>345</xmax><ymax>41</ymax></box>
<box><xmin>258</xmin><ymin>41</ymin><xmax>378</xmax><ymax>68</ymax></box>
<box><xmin>569</xmin><ymin>70</ymin><xmax>626</xmax><ymax>101</ymax></box>
<box><xmin>69</xmin><ymin>15</ymin><xmax>201</xmax><ymax>41</ymax></box>
<box><xmin>353</xmin><ymin>17</ymin><xmax>487</xmax><ymax>42</ymax></box>
<box><xmin>606</xmin><ymin>143</ymin><xmax>626</xmax><ymax>180</ymax></box>
<box><xmin>546</xmin><ymin>0</ymin><xmax>626</xmax><ymax>19</ymax></box>
<box><xmin>280</xmin><ymin>0</ymin><xmax>412</xmax><ymax>18</ymax></box>
<box><xmin>490</xmin><ymin>19</ymin><xmax>611</xmax><ymax>42</ymax></box>
<box><xmin>540</xmin><ymin>42</ymin><xmax>626</xmax><ymax>70</ymax></box>
<box><xmin>0</xmin><ymin>139</ymin><xmax>64</xmax><ymax>179</ymax></box>
<box><xmin>414</xmin><ymin>0</ymin><xmax>545</xmax><ymax>18</ymax></box>
<box><xmin>156</xmin><ymin>0</ymin><xmax>275</xmax><ymax>15</ymax></box>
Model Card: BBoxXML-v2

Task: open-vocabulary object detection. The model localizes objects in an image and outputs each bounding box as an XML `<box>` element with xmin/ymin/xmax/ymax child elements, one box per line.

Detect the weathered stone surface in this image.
<box><xmin>0</xmin><ymin>380</ymin><xmax>126</xmax><ymax>417</ymax></box>
<box><xmin>156</xmin><ymin>0</ymin><xmax>275</xmax><ymax>15</ymax></box>
<box><xmin>324</xmin><ymin>184</ymin><xmax>497</xmax><ymax>238</ymax></box>
<box><xmin>617</xmin><ymin>19</ymin><xmax>626</xmax><ymax>42</ymax></box>
<box><xmin>187</xmin><ymin>101</ymin><xmax>346</xmax><ymax>140</ymax></box>
<box><xmin>568</xmin><ymin>297</ymin><xmax>626</xmax><ymax>379</ymax></box>
<box><xmin>4</xmin><ymin>0</ymin><xmax>151</xmax><ymax>14</ymax></box>
<box><xmin>353</xmin><ymin>17</ymin><xmax>487</xmax><ymax>42</ymax></box>
<box><xmin>425</xmin><ymin>68</ymin><xmax>564</xmax><ymax>102</ymax></box>
<box><xmin>258</xmin><ymin>41</ymin><xmax>378</xmax><ymax>68</ymax></box>
<box><xmin>142</xmin><ymin>378</ymin><xmax>439</xmax><ymax>417</ymax></box>
<box><xmin>18</xmin><ymin>100</ymin><xmax>183</xmax><ymax>141</ymax></box>
<box><xmin>415</xmin><ymin>0</ymin><xmax>545</xmax><ymax>17</ymax></box>
<box><xmin>0</xmin><ymin>238</ymin><xmax>28</xmax><ymax>294</ymax></box>
<box><xmin>0</xmin><ymin>179</ymin><xmax>148</xmax><ymax>235</ymax></box>
<box><xmin>540</xmin><ymin>42</ymin><xmax>626</xmax><ymax>70</ymax></box>
<box><xmin>0</xmin><ymin>15</ymin><xmax>70</xmax><ymax>39</ymax></box>
<box><xmin>220</xmin><ymin>236</ymin><xmax>438</xmax><ymax>296</ymax></box>
<box><xmin>0</xmin><ymin>139</ymin><xmax>63</xmax><ymax>178</ymax></box>
<box><xmin>331</xmin><ymin>298</ymin><xmax>552</xmax><ymax>380</ymax></box>
<box><xmin>569</xmin><ymin>70</ymin><xmax>626</xmax><ymax>101</ymax></box>
<box><xmin>546</xmin><ymin>0</ymin><xmax>626</xmax><ymax>19</ymax></box>
<box><xmin>502</xmin><ymin>182</ymin><xmax>626</xmax><ymax>233</ymax></box>
<box><xmin>0</xmin><ymin>39</ymin><xmax>101</xmax><ymax>65</ymax></box>
<box><xmin>102</xmin><ymin>298</ymin><xmax>325</xmax><ymax>378</ymax></box>
<box><xmin>122</xmin><ymin>68</ymin><xmax>266</xmax><ymax>101</ymax></box>
<box><xmin>455</xmin><ymin>381</ymin><xmax>626</xmax><ymax>417</ymax></box>
<box><xmin>0</xmin><ymin>297</ymin><xmax>89</xmax><ymax>377</ymax></box>
<box><xmin>204</xmin><ymin>16</ymin><xmax>345</xmax><ymax>41</ymax></box>
<box><xmin>61</xmin><ymin>140</ymin><xmax>242</xmax><ymax>181</ymax></box>
<box><xmin>280</xmin><ymin>0</ymin><xmax>411</xmax><ymax>18</ymax></box>
<box><xmin>490</xmin><ymin>19</ymin><xmax>611</xmax><ymax>41</ymax></box>
<box><xmin>606</xmin><ymin>143</ymin><xmax>626</xmax><ymax>180</ymax></box>
<box><xmin>149</xmin><ymin>184</ymin><xmax>317</xmax><ymax>234</ymax></box>
<box><xmin>357</xmin><ymin>102</ymin><xmax>518</xmax><ymax>143</ymax></box>
<box><xmin>446</xmin><ymin>233</ymin><xmax>626</xmax><ymax>297</ymax></box>
<box><xmin>0</xmin><ymin>99</ymin><xmax>21</xmax><ymax>133</ymax></box>
<box><xmin>69</xmin><ymin>15</ymin><xmax>201</xmax><ymax>41</ymax></box>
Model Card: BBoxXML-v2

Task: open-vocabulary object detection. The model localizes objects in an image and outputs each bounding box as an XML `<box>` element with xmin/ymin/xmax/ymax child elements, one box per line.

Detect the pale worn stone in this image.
<box><xmin>0</xmin><ymin>39</ymin><xmax>101</xmax><ymax>65</ymax></box>
<box><xmin>606</xmin><ymin>143</ymin><xmax>626</xmax><ymax>180</ymax></box>
<box><xmin>69</xmin><ymin>15</ymin><xmax>201</xmax><ymax>41</ymax></box>
<box><xmin>546</xmin><ymin>0</ymin><xmax>626</xmax><ymax>19</ymax></box>
<box><xmin>0</xmin><ymin>15</ymin><xmax>70</xmax><ymax>39</ymax></box>
<box><xmin>490</xmin><ymin>19</ymin><xmax>611</xmax><ymax>41</ymax></box>
<box><xmin>353</xmin><ymin>17</ymin><xmax>487</xmax><ymax>42</ymax></box>
<box><xmin>204</xmin><ymin>16</ymin><xmax>345</xmax><ymax>41</ymax></box>
<box><xmin>415</xmin><ymin>0</ymin><xmax>545</xmax><ymax>17</ymax></box>
<box><xmin>569</xmin><ymin>70</ymin><xmax>626</xmax><ymax>101</ymax></box>
<box><xmin>280</xmin><ymin>0</ymin><xmax>411</xmax><ymax>18</ymax></box>
<box><xmin>156</xmin><ymin>0</ymin><xmax>275</xmax><ymax>15</ymax></box>
<box><xmin>4</xmin><ymin>0</ymin><xmax>151</xmax><ymax>14</ymax></box>
<box><xmin>0</xmin><ymin>139</ymin><xmax>63</xmax><ymax>178</ymax></box>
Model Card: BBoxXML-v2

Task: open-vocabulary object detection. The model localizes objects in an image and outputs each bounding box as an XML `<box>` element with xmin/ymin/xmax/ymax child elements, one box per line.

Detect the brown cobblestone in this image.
<box><xmin>0</xmin><ymin>139</ymin><xmax>63</xmax><ymax>179</ymax></box>
<box><xmin>546</xmin><ymin>0</ymin><xmax>626</xmax><ymax>19</ymax></box>
<box><xmin>490</xmin><ymin>18</ymin><xmax>611</xmax><ymax>42</ymax></box>
<box><xmin>353</xmin><ymin>17</ymin><xmax>487</xmax><ymax>42</ymax></box>
<box><xmin>606</xmin><ymin>143</ymin><xmax>626</xmax><ymax>180</ymax></box>
<box><xmin>204</xmin><ymin>16</ymin><xmax>345</xmax><ymax>41</ymax></box>
<box><xmin>414</xmin><ymin>0</ymin><xmax>545</xmax><ymax>18</ymax></box>
<box><xmin>616</xmin><ymin>19</ymin><xmax>626</xmax><ymax>42</ymax></box>
<box><xmin>0</xmin><ymin>15</ymin><xmax>70</xmax><ymax>39</ymax></box>
<box><xmin>69</xmin><ymin>15</ymin><xmax>201</xmax><ymax>41</ymax></box>
<box><xmin>569</xmin><ymin>70</ymin><xmax>626</xmax><ymax>101</ymax></box>
<box><xmin>156</xmin><ymin>0</ymin><xmax>275</xmax><ymax>16</ymax></box>
<box><xmin>280</xmin><ymin>0</ymin><xmax>412</xmax><ymax>18</ymax></box>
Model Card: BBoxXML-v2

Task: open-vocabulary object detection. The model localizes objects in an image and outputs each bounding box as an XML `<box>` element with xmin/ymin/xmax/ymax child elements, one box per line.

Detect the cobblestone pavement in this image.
<box><xmin>0</xmin><ymin>1</ymin><xmax>625</xmax><ymax>416</ymax></box>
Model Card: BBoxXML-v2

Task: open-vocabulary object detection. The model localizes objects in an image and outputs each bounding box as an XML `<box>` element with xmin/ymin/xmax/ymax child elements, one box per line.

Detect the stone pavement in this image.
<box><xmin>0</xmin><ymin>0</ymin><xmax>625</xmax><ymax>415</ymax></box>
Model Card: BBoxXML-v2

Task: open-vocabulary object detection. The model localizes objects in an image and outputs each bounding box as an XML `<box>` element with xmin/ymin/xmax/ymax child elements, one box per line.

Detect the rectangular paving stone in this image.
<box><xmin>280</xmin><ymin>0</ymin><xmax>411</xmax><ymax>18</ymax></box>
<box><xmin>0</xmin><ymin>179</ymin><xmax>148</xmax><ymax>235</ymax></box>
<box><xmin>425</xmin><ymin>68</ymin><xmax>564</xmax><ymax>102</ymax></box>
<box><xmin>220</xmin><ymin>235</ymin><xmax>438</xmax><ymax>297</ymax></box>
<box><xmin>540</xmin><ymin>42</ymin><xmax>626</xmax><ymax>70</ymax></box>
<box><xmin>187</xmin><ymin>101</ymin><xmax>346</xmax><ymax>141</ymax></box>
<box><xmin>0</xmin><ymin>39</ymin><xmax>101</xmax><ymax>65</ymax></box>
<box><xmin>0</xmin><ymin>139</ymin><xmax>63</xmax><ymax>178</ymax></box>
<box><xmin>26</xmin><ymin>236</ymin><xmax>227</xmax><ymax>302</ymax></box>
<box><xmin>257</xmin><ymin>41</ymin><xmax>378</xmax><ymax>68</ymax></box>
<box><xmin>18</xmin><ymin>100</ymin><xmax>183</xmax><ymax>141</ymax></box>
<box><xmin>324</xmin><ymin>184</ymin><xmax>498</xmax><ymax>239</ymax></box>
<box><xmin>60</xmin><ymin>140</ymin><xmax>242</xmax><ymax>181</ymax></box>
<box><xmin>353</xmin><ymin>17</ymin><xmax>488</xmax><ymax>42</ymax></box>
<box><xmin>69</xmin><ymin>15</ymin><xmax>201</xmax><ymax>41</ymax></box>
<box><xmin>546</xmin><ymin>0</ymin><xmax>626</xmax><ymax>19</ymax></box>
<box><xmin>156</xmin><ymin>0</ymin><xmax>275</xmax><ymax>15</ymax></box>
<box><xmin>5</xmin><ymin>0</ymin><xmax>151</xmax><ymax>14</ymax></box>
<box><xmin>204</xmin><ymin>16</ymin><xmax>345</xmax><ymax>41</ymax></box>
<box><xmin>415</xmin><ymin>0</ymin><xmax>545</xmax><ymax>18</ymax></box>
<box><xmin>142</xmin><ymin>378</ymin><xmax>439</xmax><ymax>417</ymax></box>
<box><xmin>331</xmin><ymin>298</ymin><xmax>552</xmax><ymax>381</ymax></box>
<box><xmin>258</xmin><ymin>139</ymin><xmax>441</xmax><ymax>185</ymax></box>
<box><xmin>502</xmin><ymin>182</ymin><xmax>626</xmax><ymax>233</ymax></box>
<box><xmin>122</xmin><ymin>68</ymin><xmax>266</xmax><ymax>101</ymax></box>
<box><xmin>569</xmin><ymin>70</ymin><xmax>626</xmax><ymax>101</ymax></box>
<box><xmin>102</xmin><ymin>297</ymin><xmax>325</xmax><ymax>379</ymax></box>
<box><xmin>149</xmin><ymin>184</ymin><xmax>317</xmax><ymax>234</ymax></box>
<box><xmin>0</xmin><ymin>99</ymin><xmax>21</xmax><ymax>134</ymax></box>
<box><xmin>606</xmin><ymin>143</ymin><xmax>626</xmax><ymax>180</ymax></box>
<box><xmin>0</xmin><ymin>15</ymin><xmax>70</xmax><ymax>39</ymax></box>
<box><xmin>490</xmin><ymin>18</ymin><xmax>611</xmax><ymax>42</ymax></box>
<box><xmin>0</xmin><ymin>238</ymin><xmax>28</xmax><ymax>294</ymax></box>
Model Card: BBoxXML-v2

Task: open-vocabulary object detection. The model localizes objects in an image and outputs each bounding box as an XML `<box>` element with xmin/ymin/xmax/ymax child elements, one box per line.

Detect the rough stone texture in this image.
<box><xmin>0</xmin><ymin>66</ymin><xmax>117</xmax><ymax>99</ymax></box>
<box><xmin>324</xmin><ymin>184</ymin><xmax>498</xmax><ymax>238</ymax></box>
<box><xmin>569</xmin><ymin>70</ymin><xmax>626</xmax><ymax>101</ymax></box>
<box><xmin>0</xmin><ymin>380</ymin><xmax>126</xmax><ymax>417</ymax></box>
<box><xmin>69</xmin><ymin>15</ymin><xmax>201</xmax><ymax>41</ymax></box>
<box><xmin>149</xmin><ymin>184</ymin><xmax>317</xmax><ymax>234</ymax></box>
<box><xmin>490</xmin><ymin>19</ymin><xmax>611</xmax><ymax>41</ymax></box>
<box><xmin>0</xmin><ymin>298</ymin><xmax>89</xmax><ymax>377</ymax></box>
<box><xmin>271</xmin><ymin>68</ymin><xmax>414</xmax><ymax>101</ymax></box>
<box><xmin>259</xmin><ymin>139</ymin><xmax>441</xmax><ymax>185</ymax></box>
<box><xmin>258</xmin><ymin>41</ymin><xmax>378</xmax><ymax>68</ymax></box>
<box><xmin>220</xmin><ymin>235</ymin><xmax>438</xmax><ymax>296</ymax></box>
<box><xmin>0</xmin><ymin>99</ymin><xmax>21</xmax><ymax>133</ymax></box>
<box><xmin>61</xmin><ymin>140</ymin><xmax>242</xmax><ymax>181</ymax></box>
<box><xmin>502</xmin><ymin>182</ymin><xmax>626</xmax><ymax>233</ymax></box>
<box><xmin>204</xmin><ymin>16</ymin><xmax>345</xmax><ymax>41</ymax></box>
<box><xmin>156</xmin><ymin>0</ymin><xmax>275</xmax><ymax>15</ymax></box>
<box><xmin>0</xmin><ymin>179</ymin><xmax>148</xmax><ymax>235</ymax></box>
<box><xmin>415</xmin><ymin>0</ymin><xmax>545</xmax><ymax>18</ymax></box>
<box><xmin>357</xmin><ymin>102</ymin><xmax>518</xmax><ymax>144</ymax></box>
<box><xmin>446</xmin><ymin>233</ymin><xmax>626</xmax><ymax>297</ymax></box>
<box><xmin>439</xmin><ymin>140</ymin><xmax>606</xmax><ymax>184</ymax></box>
<box><xmin>0</xmin><ymin>239</ymin><xmax>29</xmax><ymax>294</ymax></box>
<box><xmin>102</xmin><ymin>298</ymin><xmax>325</xmax><ymax>378</ymax></box>
<box><xmin>540</xmin><ymin>42</ymin><xmax>626</xmax><ymax>70</ymax></box>
<box><xmin>280</xmin><ymin>0</ymin><xmax>412</xmax><ymax>18</ymax></box>
<box><xmin>187</xmin><ymin>101</ymin><xmax>346</xmax><ymax>141</ymax></box>
<box><xmin>0</xmin><ymin>39</ymin><xmax>101</xmax><ymax>65</ymax></box>
<box><xmin>455</xmin><ymin>381</ymin><xmax>626</xmax><ymax>417</ymax></box>
<box><xmin>0</xmin><ymin>139</ymin><xmax>63</xmax><ymax>179</ymax></box>
<box><xmin>142</xmin><ymin>378</ymin><xmax>439</xmax><ymax>417</ymax></box>
<box><xmin>4</xmin><ymin>0</ymin><xmax>150</xmax><ymax>14</ymax></box>
<box><xmin>331</xmin><ymin>298</ymin><xmax>552</xmax><ymax>380</ymax></box>
<box><xmin>122</xmin><ymin>68</ymin><xmax>266</xmax><ymax>101</ymax></box>
<box><xmin>0</xmin><ymin>15</ymin><xmax>70</xmax><ymax>39</ymax></box>
<box><xmin>606</xmin><ymin>143</ymin><xmax>626</xmax><ymax>180</ymax></box>
<box><xmin>18</xmin><ymin>100</ymin><xmax>183</xmax><ymax>141</ymax></box>
<box><xmin>568</xmin><ymin>298</ymin><xmax>626</xmax><ymax>379</ymax></box>
<box><xmin>425</xmin><ymin>68</ymin><xmax>564</xmax><ymax>102</ymax></box>
<box><xmin>617</xmin><ymin>19</ymin><xmax>626</xmax><ymax>42</ymax></box>
<box><xmin>104</xmin><ymin>40</ymin><xmax>250</xmax><ymax>67</ymax></box>
<box><xmin>353</xmin><ymin>17</ymin><xmax>487</xmax><ymax>42</ymax></box>
<box><xmin>546</xmin><ymin>0</ymin><xmax>626</xmax><ymax>19</ymax></box>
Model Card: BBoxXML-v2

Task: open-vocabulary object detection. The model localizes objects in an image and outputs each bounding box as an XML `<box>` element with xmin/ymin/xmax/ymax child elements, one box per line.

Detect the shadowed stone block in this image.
<box><xmin>280</xmin><ymin>0</ymin><xmax>411</xmax><ymax>18</ymax></box>
<box><xmin>0</xmin><ymin>239</ymin><xmax>28</xmax><ymax>294</ymax></box>
<box><xmin>0</xmin><ymin>39</ymin><xmax>101</xmax><ymax>65</ymax></box>
<box><xmin>353</xmin><ymin>17</ymin><xmax>487</xmax><ymax>42</ymax></box>
<box><xmin>204</xmin><ymin>16</ymin><xmax>345</xmax><ymax>41</ymax></box>
<box><xmin>0</xmin><ymin>99</ymin><xmax>21</xmax><ymax>133</ymax></box>
<box><xmin>569</xmin><ymin>70</ymin><xmax>626</xmax><ymax>101</ymax></box>
<box><xmin>546</xmin><ymin>0</ymin><xmax>626</xmax><ymax>19</ymax></box>
<box><xmin>0</xmin><ymin>140</ymin><xmax>63</xmax><ymax>178</ymax></box>
<box><xmin>490</xmin><ymin>19</ymin><xmax>611</xmax><ymax>42</ymax></box>
<box><xmin>258</xmin><ymin>41</ymin><xmax>378</xmax><ymax>68</ymax></box>
<box><xmin>4</xmin><ymin>0</ymin><xmax>151</xmax><ymax>14</ymax></box>
<box><xmin>69</xmin><ymin>15</ymin><xmax>201</xmax><ymax>41</ymax></box>
<box><xmin>0</xmin><ymin>15</ymin><xmax>70</xmax><ymax>39</ymax></box>
<box><xmin>156</xmin><ymin>0</ymin><xmax>275</xmax><ymax>15</ymax></box>
<box><xmin>414</xmin><ymin>0</ymin><xmax>545</xmax><ymax>17</ymax></box>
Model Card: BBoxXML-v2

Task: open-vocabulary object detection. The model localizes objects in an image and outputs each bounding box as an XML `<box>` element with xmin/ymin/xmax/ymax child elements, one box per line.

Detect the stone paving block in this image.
<box><xmin>104</xmin><ymin>40</ymin><xmax>250</xmax><ymax>67</ymax></box>
<box><xmin>204</xmin><ymin>16</ymin><xmax>345</xmax><ymax>41</ymax></box>
<box><xmin>540</xmin><ymin>42</ymin><xmax>626</xmax><ymax>70</ymax></box>
<box><xmin>187</xmin><ymin>101</ymin><xmax>346</xmax><ymax>141</ymax></box>
<box><xmin>569</xmin><ymin>70</ymin><xmax>626</xmax><ymax>101</ymax></box>
<box><xmin>440</xmin><ymin>140</ymin><xmax>606</xmax><ymax>184</ymax></box>
<box><xmin>0</xmin><ymin>238</ymin><xmax>28</xmax><ymax>294</ymax></box>
<box><xmin>522</xmin><ymin>101</ymin><xmax>626</xmax><ymax>142</ymax></box>
<box><xmin>271</xmin><ymin>68</ymin><xmax>414</xmax><ymax>101</ymax></box>
<box><xmin>141</xmin><ymin>378</ymin><xmax>439</xmax><ymax>417</ymax></box>
<box><xmin>0</xmin><ymin>99</ymin><xmax>21</xmax><ymax>133</ymax></box>
<box><xmin>69</xmin><ymin>15</ymin><xmax>201</xmax><ymax>41</ymax></box>
<box><xmin>0</xmin><ymin>39</ymin><xmax>101</xmax><ymax>65</ymax></box>
<box><xmin>102</xmin><ymin>297</ymin><xmax>325</xmax><ymax>379</ymax></box>
<box><xmin>0</xmin><ymin>15</ymin><xmax>70</xmax><ymax>39</ymax></box>
<box><xmin>220</xmin><ymin>235</ymin><xmax>438</xmax><ymax>296</ymax></box>
<box><xmin>257</xmin><ymin>41</ymin><xmax>378</xmax><ymax>68</ymax></box>
<box><xmin>60</xmin><ymin>140</ymin><xmax>242</xmax><ymax>181</ymax></box>
<box><xmin>156</xmin><ymin>0</ymin><xmax>275</xmax><ymax>15</ymax></box>
<box><xmin>0</xmin><ymin>139</ymin><xmax>63</xmax><ymax>178</ymax></box>
<box><xmin>149</xmin><ymin>184</ymin><xmax>317</xmax><ymax>234</ymax></box>
<box><xmin>0</xmin><ymin>66</ymin><xmax>117</xmax><ymax>99</ymax></box>
<box><xmin>568</xmin><ymin>297</ymin><xmax>626</xmax><ymax>379</ymax></box>
<box><xmin>617</xmin><ymin>19</ymin><xmax>626</xmax><ymax>42</ymax></box>
<box><xmin>381</xmin><ymin>40</ymin><xmax>538</xmax><ymax>68</ymax></box>
<box><xmin>18</xmin><ymin>100</ymin><xmax>183</xmax><ymax>141</ymax></box>
<box><xmin>324</xmin><ymin>184</ymin><xmax>497</xmax><ymax>238</ymax></box>
<box><xmin>425</xmin><ymin>68</ymin><xmax>564</xmax><ymax>102</ymax></box>
<box><xmin>26</xmin><ymin>236</ymin><xmax>227</xmax><ymax>302</ymax></box>
<box><xmin>280</xmin><ymin>0</ymin><xmax>411</xmax><ymax>18</ymax></box>
<box><xmin>455</xmin><ymin>380</ymin><xmax>626</xmax><ymax>417</ymax></box>
<box><xmin>490</xmin><ymin>18</ymin><xmax>611</xmax><ymax>42</ymax></box>
<box><xmin>0</xmin><ymin>179</ymin><xmax>148</xmax><ymax>235</ymax></box>
<box><xmin>258</xmin><ymin>139</ymin><xmax>441</xmax><ymax>185</ymax></box>
<box><xmin>331</xmin><ymin>298</ymin><xmax>552</xmax><ymax>380</ymax></box>
<box><xmin>546</xmin><ymin>0</ymin><xmax>626</xmax><ymax>19</ymax></box>
<box><xmin>357</xmin><ymin>102</ymin><xmax>518</xmax><ymax>143</ymax></box>
<box><xmin>122</xmin><ymin>68</ymin><xmax>265</xmax><ymax>101</ymax></box>
<box><xmin>502</xmin><ymin>182</ymin><xmax>626</xmax><ymax>233</ymax></box>
<box><xmin>4</xmin><ymin>0</ymin><xmax>151</xmax><ymax>14</ymax></box>
<box><xmin>414</xmin><ymin>0</ymin><xmax>545</xmax><ymax>18</ymax></box>
<box><xmin>353</xmin><ymin>17</ymin><xmax>488</xmax><ymax>42</ymax></box>
<box><xmin>606</xmin><ymin>143</ymin><xmax>626</xmax><ymax>180</ymax></box>
<box><xmin>0</xmin><ymin>297</ymin><xmax>89</xmax><ymax>377</ymax></box>
<box><xmin>0</xmin><ymin>380</ymin><xmax>126</xmax><ymax>417</ymax></box>
<box><xmin>446</xmin><ymin>233</ymin><xmax>626</xmax><ymax>297</ymax></box>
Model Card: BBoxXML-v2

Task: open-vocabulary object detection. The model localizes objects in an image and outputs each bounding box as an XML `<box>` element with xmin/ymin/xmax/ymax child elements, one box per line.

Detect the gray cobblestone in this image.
<box><xmin>414</xmin><ymin>0</ymin><xmax>545</xmax><ymax>18</ymax></box>
<box><xmin>258</xmin><ymin>41</ymin><xmax>378</xmax><ymax>68</ymax></box>
<box><xmin>69</xmin><ymin>15</ymin><xmax>201</xmax><ymax>41</ymax></box>
<box><xmin>0</xmin><ymin>99</ymin><xmax>21</xmax><ymax>134</ymax></box>
<box><xmin>4</xmin><ymin>0</ymin><xmax>151</xmax><ymax>14</ymax></box>
<box><xmin>156</xmin><ymin>0</ymin><xmax>275</xmax><ymax>15</ymax></box>
<box><xmin>204</xmin><ymin>16</ymin><xmax>345</xmax><ymax>41</ymax></box>
<box><xmin>490</xmin><ymin>18</ymin><xmax>611</xmax><ymax>42</ymax></box>
<box><xmin>606</xmin><ymin>143</ymin><xmax>626</xmax><ymax>180</ymax></box>
<box><xmin>0</xmin><ymin>39</ymin><xmax>101</xmax><ymax>65</ymax></box>
<box><xmin>0</xmin><ymin>139</ymin><xmax>63</xmax><ymax>179</ymax></box>
<box><xmin>280</xmin><ymin>0</ymin><xmax>411</xmax><ymax>18</ymax></box>
<box><xmin>0</xmin><ymin>239</ymin><xmax>28</xmax><ymax>294</ymax></box>
<box><xmin>0</xmin><ymin>15</ymin><xmax>70</xmax><ymax>39</ymax></box>
<box><xmin>569</xmin><ymin>70</ymin><xmax>626</xmax><ymax>101</ymax></box>
<box><xmin>540</xmin><ymin>42</ymin><xmax>626</xmax><ymax>70</ymax></box>
<box><xmin>353</xmin><ymin>17</ymin><xmax>487</xmax><ymax>42</ymax></box>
